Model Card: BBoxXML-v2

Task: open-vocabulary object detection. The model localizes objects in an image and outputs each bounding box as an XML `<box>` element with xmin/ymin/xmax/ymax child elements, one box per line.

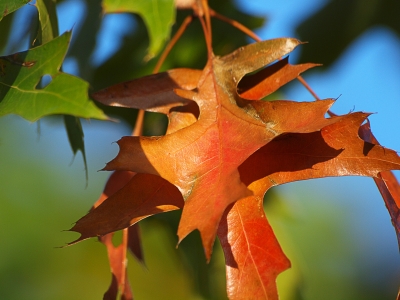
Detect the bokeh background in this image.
<box><xmin>0</xmin><ymin>0</ymin><xmax>399</xmax><ymax>299</ymax></box>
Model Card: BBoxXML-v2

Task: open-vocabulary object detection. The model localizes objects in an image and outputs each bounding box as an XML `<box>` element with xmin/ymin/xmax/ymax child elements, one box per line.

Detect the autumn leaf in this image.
<box><xmin>72</xmin><ymin>36</ymin><xmax>400</xmax><ymax>300</ymax></box>
<box><xmin>68</xmin><ymin>173</ymin><xmax>183</xmax><ymax>244</ymax></box>
<box><xmin>217</xmin><ymin>196</ymin><xmax>290</xmax><ymax>300</ymax></box>
<box><xmin>0</xmin><ymin>32</ymin><xmax>107</xmax><ymax>121</ymax></box>
<box><xmin>239</xmin><ymin>112</ymin><xmax>400</xmax><ymax>196</ymax></box>
<box><xmin>373</xmin><ymin>170</ymin><xmax>400</xmax><ymax>248</ymax></box>
<box><xmin>78</xmin><ymin>171</ymin><xmax>145</xmax><ymax>299</ymax></box>
<box><xmin>69</xmin><ymin>171</ymin><xmax>181</xmax><ymax>299</ymax></box>
<box><xmin>91</xmin><ymin>38</ymin><xmax>342</xmax><ymax>260</ymax></box>
<box><xmin>92</xmin><ymin>68</ymin><xmax>201</xmax><ymax>114</ymax></box>
<box><xmin>358</xmin><ymin>120</ymin><xmax>400</xmax><ymax>249</ymax></box>
<box><xmin>238</xmin><ymin>56</ymin><xmax>318</xmax><ymax>100</ymax></box>
<box><xmin>215</xmin><ymin>110</ymin><xmax>400</xmax><ymax>300</ymax></box>
<box><xmin>89</xmin><ymin>171</ymin><xmax>139</xmax><ymax>243</ymax></box>
<box><xmin>95</xmin><ymin>170</ymin><xmax>147</xmax><ymax>263</ymax></box>
<box><xmin>101</xmin><ymin>232</ymin><xmax>133</xmax><ymax>300</ymax></box>
<box><xmin>68</xmin><ymin>67</ymin><xmax>201</xmax><ymax>243</ymax></box>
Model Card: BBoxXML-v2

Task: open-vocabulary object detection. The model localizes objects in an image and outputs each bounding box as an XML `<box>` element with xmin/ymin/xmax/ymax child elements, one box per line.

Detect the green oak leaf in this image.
<box><xmin>0</xmin><ymin>11</ymin><xmax>13</xmax><ymax>53</ymax></box>
<box><xmin>34</xmin><ymin>0</ymin><xmax>89</xmax><ymax>179</ymax></box>
<box><xmin>0</xmin><ymin>31</ymin><xmax>107</xmax><ymax>121</ymax></box>
<box><xmin>0</xmin><ymin>0</ymin><xmax>29</xmax><ymax>21</ymax></box>
<box><xmin>103</xmin><ymin>0</ymin><xmax>175</xmax><ymax>59</ymax></box>
<box><xmin>64</xmin><ymin>114</ymin><xmax>88</xmax><ymax>182</ymax></box>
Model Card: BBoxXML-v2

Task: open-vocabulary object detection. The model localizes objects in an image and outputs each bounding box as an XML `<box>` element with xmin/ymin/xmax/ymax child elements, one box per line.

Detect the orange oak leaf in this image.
<box><xmin>92</xmin><ymin>68</ymin><xmax>201</xmax><ymax>114</ymax></box>
<box><xmin>238</xmin><ymin>56</ymin><xmax>319</xmax><ymax>100</ymax></box>
<box><xmin>238</xmin><ymin>112</ymin><xmax>400</xmax><ymax>196</ymax></box>
<box><xmin>212</xmin><ymin>111</ymin><xmax>400</xmax><ymax>300</ymax></box>
<box><xmin>70</xmin><ymin>171</ymin><xmax>179</xmax><ymax>300</ymax></box>
<box><xmin>90</xmin><ymin>171</ymin><xmax>136</xmax><ymax>300</ymax></box>
<box><xmin>93</xmin><ymin>38</ymin><xmax>346</xmax><ymax>260</ymax></box>
<box><xmin>71</xmin><ymin>36</ymin><xmax>400</xmax><ymax>300</ymax></box>
<box><xmin>217</xmin><ymin>112</ymin><xmax>400</xmax><ymax>300</ymax></box>
<box><xmin>67</xmin><ymin>107</ymin><xmax>196</xmax><ymax>246</ymax></box>
<box><xmin>217</xmin><ymin>196</ymin><xmax>290</xmax><ymax>300</ymax></box>
<box><xmin>126</xmin><ymin>223</ymin><xmax>144</xmax><ymax>264</ymax></box>
<box><xmin>358</xmin><ymin>121</ymin><xmax>400</xmax><ymax>248</ymax></box>
<box><xmin>101</xmin><ymin>232</ymin><xmax>133</xmax><ymax>300</ymax></box>
<box><xmin>68</xmin><ymin>173</ymin><xmax>183</xmax><ymax>244</ymax></box>
<box><xmin>95</xmin><ymin>171</ymin><xmax>146</xmax><ymax>262</ymax></box>
<box><xmin>373</xmin><ymin>171</ymin><xmax>400</xmax><ymax>248</ymax></box>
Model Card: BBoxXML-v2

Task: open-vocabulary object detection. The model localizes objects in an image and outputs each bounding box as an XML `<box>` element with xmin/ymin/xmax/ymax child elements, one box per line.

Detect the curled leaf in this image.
<box><xmin>92</xmin><ymin>68</ymin><xmax>201</xmax><ymax>114</ymax></box>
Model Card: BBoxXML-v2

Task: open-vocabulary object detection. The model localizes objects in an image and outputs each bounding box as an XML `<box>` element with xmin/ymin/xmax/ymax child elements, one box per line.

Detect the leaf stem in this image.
<box><xmin>297</xmin><ymin>75</ymin><xmax>320</xmax><ymax>100</ymax></box>
<box><xmin>201</xmin><ymin>0</ymin><xmax>212</xmax><ymax>43</ymax></box>
<box><xmin>121</xmin><ymin>228</ymin><xmax>129</xmax><ymax>288</ymax></box>
<box><xmin>209</xmin><ymin>9</ymin><xmax>261</xmax><ymax>42</ymax></box>
<box><xmin>153</xmin><ymin>14</ymin><xmax>194</xmax><ymax>73</ymax></box>
<box><xmin>297</xmin><ymin>75</ymin><xmax>336</xmax><ymax>117</ymax></box>
<box><xmin>132</xmin><ymin>109</ymin><xmax>145</xmax><ymax>136</ymax></box>
<box><xmin>198</xmin><ymin>0</ymin><xmax>214</xmax><ymax>59</ymax></box>
<box><xmin>134</xmin><ymin>15</ymin><xmax>196</xmax><ymax>138</ymax></box>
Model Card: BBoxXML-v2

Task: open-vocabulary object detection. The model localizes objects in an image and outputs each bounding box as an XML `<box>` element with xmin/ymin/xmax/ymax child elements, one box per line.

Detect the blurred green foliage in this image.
<box><xmin>296</xmin><ymin>0</ymin><xmax>400</xmax><ymax>68</ymax></box>
<box><xmin>0</xmin><ymin>0</ymin><xmax>29</xmax><ymax>21</ymax></box>
<box><xmin>102</xmin><ymin>0</ymin><xmax>175</xmax><ymax>59</ymax></box>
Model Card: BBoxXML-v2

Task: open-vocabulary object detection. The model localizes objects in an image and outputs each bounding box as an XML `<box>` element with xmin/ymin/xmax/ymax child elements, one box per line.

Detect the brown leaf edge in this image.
<box><xmin>359</xmin><ymin>121</ymin><xmax>400</xmax><ymax>249</ymax></box>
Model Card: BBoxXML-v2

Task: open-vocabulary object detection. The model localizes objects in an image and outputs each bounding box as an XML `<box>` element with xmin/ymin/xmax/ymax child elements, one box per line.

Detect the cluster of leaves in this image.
<box><xmin>0</xmin><ymin>0</ymin><xmax>107</xmax><ymax>179</ymax></box>
<box><xmin>1</xmin><ymin>1</ymin><xmax>400</xmax><ymax>299</ymax></box>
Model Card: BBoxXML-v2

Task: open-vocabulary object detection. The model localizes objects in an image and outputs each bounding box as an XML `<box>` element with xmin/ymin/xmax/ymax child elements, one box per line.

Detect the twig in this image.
<box><xmin>132</xmin><ymin>110</ymin><xmax>145</xmax><ymax>136</ymax></box>
<box><xmin>198</xmin><ymin>0</ymin><xmax>213</xmax><ymax>58</ymax></box>
<box><xmin>297</xmin><ymin>75</ymin><xmax>320</xmax><ymax>100</ymax></box>
<box><xmin>209</xmin><ymin>9</ymin><xmax>261</xmax><ymax>42</ymax></box>
<box><xmin>153</xmin><ymin>15</ymin><xmax>194</xmax><ymax>73</ymax></box>
<box><xmin>297</xmin><ymin>75</ymin><xmax>336</xmax><ymax>117</ymax></box>
<box><xmin>120</xmin><ymin>228</ymin><xmax>129</xmax><ymax>289</ymax></box>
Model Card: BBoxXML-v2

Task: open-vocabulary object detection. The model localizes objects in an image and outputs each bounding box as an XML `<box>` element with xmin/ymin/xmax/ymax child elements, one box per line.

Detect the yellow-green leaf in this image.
<box><xmin>34</xmin><ymin>0</ymin><xmax>59</xmax><ymax>45</ymax></box>
<box><xmin>103</xmin><ymin>0</ymin><xmax>175</xmax><ymax>59</ymax></box>
<box><xmin>0</xmin><ymin>31</ymin><xmax>107</xmax><ymax>121</ymax></box>
<box><xmin>0</xmin><ymin>0</ymin><xmax>29</xmax><ymax>21</ymax></box>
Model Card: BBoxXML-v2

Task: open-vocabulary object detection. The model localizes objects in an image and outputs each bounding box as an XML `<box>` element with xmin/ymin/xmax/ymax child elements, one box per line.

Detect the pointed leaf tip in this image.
<box><xmin>238</xmin><ymin>56</ymin><xmax>320</xmax><ymax>100</ymax></box>
<box><xmin>218</xmin><ymin>37</ymin><xmax>303</xmax><ymax>82</ymax></box>
<box><xmin>91</xmin><ymin>68</ymin><xmax>201</xmax><ymax>114</ymax></box>
<box><xmin>68</xmin><ymin>173</ymin><xmax>183</xmax><ymax>243</ymax></box>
